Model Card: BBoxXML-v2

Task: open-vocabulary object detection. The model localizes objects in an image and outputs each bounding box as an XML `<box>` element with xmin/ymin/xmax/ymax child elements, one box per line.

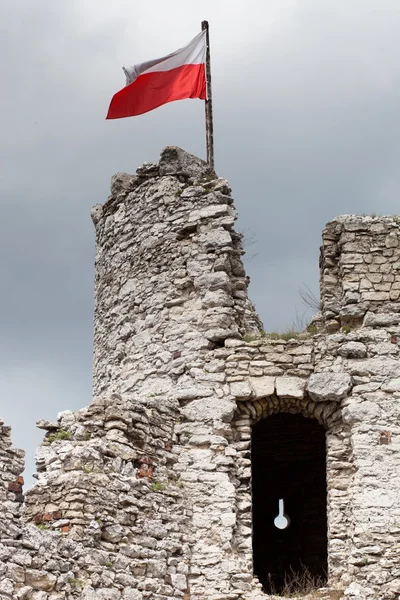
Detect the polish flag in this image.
<box><xmin>106</xmin><ymin>31</ymin><xmax>207</xmax><ymax>119</ymax></box>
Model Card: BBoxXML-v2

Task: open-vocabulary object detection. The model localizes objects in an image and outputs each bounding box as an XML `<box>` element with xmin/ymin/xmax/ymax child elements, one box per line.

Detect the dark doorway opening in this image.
<box><xmin>252</xmin><ymin>413</ymin><xmax>327</xmax><ymax>594</ymax></box>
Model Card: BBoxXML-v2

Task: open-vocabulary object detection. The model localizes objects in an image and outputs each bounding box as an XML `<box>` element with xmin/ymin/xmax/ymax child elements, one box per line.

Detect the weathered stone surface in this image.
<box><xmin>276</xmin><ymin>376</ymin><xmax>306</xmax><ymax>399</ymax></box>
<box><xmin>159</xmin><ymin>146</ymin><xmax>214</xmax><ymax>178</ymax></box>
<box><xmin>229</xmin><ymin>381</ymin><xmax>254</xmax><ymax>400</ymax></box>
<box><xmin>249</xmin><ymin>376</ymin><xmax>275</xmax><ymax>399</ymax></box>
<box><xmin>110</xmin><ymin>172</ymin><xmax>136</xmax><ymax>195</ymax></box>
<box><xmin>342</xmin><ymin>401</ymin><xmax>381</xmax><ymax>423</ymax></box>
<box><xmin>307</xmin><ymin>373</ymin><xmax>353</xmax><ymax>402</ymax></box>
<box><xmin>181</xmin><ymin>397</ymin><xmax>236</xmax><ymax>422</ymax></box>
<box><xmin>24</xmin><ymin>570</ymin><xmax>56</xmax><ymax>591</ymax></box>
<box><xmin>338</xmin><ymin>341</ymin><xmax>367</xmax><ymax>358</ymax></box>
<box><xmin>198</xmin><ymin>227</ymin><xmax>232</xmax><ymax>248</ymax></box>
<box><xmin>189</xmin><ymin>205</ymin><xmax>229</xmax><ymax>222</ymax></box>
<box><xmin>101</xmin><ymin>524</ymin><xmax>125</xmax><ymax>543</ymax></box>
<box><xmin>381</xmin><ymin>378</ymin><xmax>400</xmax><ymax>392</ymax></box>
<box><xmin>194</xmin><ymin>271</ymin><xmax>231</xmax><ymax>292</ymax></box>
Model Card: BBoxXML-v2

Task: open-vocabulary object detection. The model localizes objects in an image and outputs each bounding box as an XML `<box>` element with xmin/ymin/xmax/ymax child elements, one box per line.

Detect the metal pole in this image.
<box><xmin>201</xmin><ymin>20</ymin><xmax>214</xmax><ymax>170</ymax></box>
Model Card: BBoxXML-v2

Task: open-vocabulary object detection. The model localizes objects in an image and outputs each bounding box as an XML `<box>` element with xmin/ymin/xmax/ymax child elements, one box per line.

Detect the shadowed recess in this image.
<box><xmin>252</xmin><ymin>413</ymin><xmax>328</xmax><ymax>594</ymax></box>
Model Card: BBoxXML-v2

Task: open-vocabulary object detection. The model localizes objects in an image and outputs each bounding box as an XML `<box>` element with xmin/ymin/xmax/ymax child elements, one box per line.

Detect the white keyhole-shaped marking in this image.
<box><xmin>274</xmin><ymin>498</ymin><xmax>291</xmax><ymax>530</ymax></box>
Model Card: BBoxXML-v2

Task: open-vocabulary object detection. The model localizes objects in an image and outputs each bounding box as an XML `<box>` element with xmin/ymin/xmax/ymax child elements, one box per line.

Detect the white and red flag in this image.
<box><xmin>106</xmin><ymin>31</ymin><xmax>207</xmax><ymax>119</ymax></box>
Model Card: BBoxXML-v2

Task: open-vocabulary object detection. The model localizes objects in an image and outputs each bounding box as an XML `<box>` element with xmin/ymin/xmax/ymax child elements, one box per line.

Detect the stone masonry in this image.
<box><xmin>1</xmin><ymin>147</ymin><xmax>400</xmax><ymax>599</ymax></box>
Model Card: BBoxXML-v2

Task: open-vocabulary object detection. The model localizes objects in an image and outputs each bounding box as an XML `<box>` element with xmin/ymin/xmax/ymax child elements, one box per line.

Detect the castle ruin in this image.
<box><xmin>1</xmin><ymin>147</ymin><xmax>400</xmax><ymax>600</ymax></box>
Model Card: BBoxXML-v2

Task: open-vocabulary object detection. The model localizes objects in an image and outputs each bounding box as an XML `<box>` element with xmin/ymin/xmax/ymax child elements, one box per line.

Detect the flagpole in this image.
<box><xmin>201</xmin><ymin>20</ymin><xmax>214</xmax><ymax>170</ymax></box>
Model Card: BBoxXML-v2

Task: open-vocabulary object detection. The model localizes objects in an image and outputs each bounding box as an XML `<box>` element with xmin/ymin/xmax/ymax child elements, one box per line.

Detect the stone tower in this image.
<box><xmin>1</xmin><ymin>147</ymin><xmax>400</xmax><ymax>600</ymax></box>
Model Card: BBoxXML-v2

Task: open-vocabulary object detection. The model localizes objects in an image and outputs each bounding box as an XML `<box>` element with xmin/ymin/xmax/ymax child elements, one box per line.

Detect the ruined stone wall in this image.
<box><xmin>320</xmin><ymin>215</ymin><xmax>400</xmax><ymax>331</ymax></box>
<box><xmin>1</xmin><ymin>149</ymin><xmax>400</xmax><ymax>600</ymax></box>
<box><xmin>0</xmin><ymin>419</ymin><xmax>25</xmax><ymax>595</ymax></box>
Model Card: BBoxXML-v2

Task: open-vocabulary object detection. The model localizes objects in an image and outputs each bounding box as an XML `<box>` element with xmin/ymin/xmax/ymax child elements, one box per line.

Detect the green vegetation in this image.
<box><xmin>150</xmin><ymin>481</ymin><xmax>166</xmax><ymax>492</ymax></box>
<box><xmin>341</xmin><ymin>324</ymin><xmax>353</xmax><ymax>334</ymax></box>
<box><xmin>242</xmin><ymin>331</ymin><xmax>266</xmax><ymax>343</ymax></box>
<box><xmin>81</xmin><ymin>465</ymin><xmax>94</xmax><ymax>474</ymax></box>
<box><xmin>306</xmin><ymin>324</ymin><xmax>318</xmax><ymax>335</ymax></box>
<box><xmin>47</xmin><ymin>429</ymin><xmax>72</xmax><ymax>443</ymax></box>
<box><xmin>68</xmin><ymin>578</ymin><xmax>83</xmax><ymax>588</ymax></box>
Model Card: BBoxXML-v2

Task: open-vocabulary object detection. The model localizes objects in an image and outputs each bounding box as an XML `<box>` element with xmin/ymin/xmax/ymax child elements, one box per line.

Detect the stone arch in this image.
<box><xmin>235</xmin><ymin>394</ymin><xmax>343</xmax><ymax>429</ymax></box>
<box><xmin>232</xmin><ymin>393</ymin><xmax>354</xmax><ymax>595</ymax></box>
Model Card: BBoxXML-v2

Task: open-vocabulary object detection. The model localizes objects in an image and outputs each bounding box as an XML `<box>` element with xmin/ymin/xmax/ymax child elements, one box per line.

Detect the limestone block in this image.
<box><xmin>342</xmin><ymin>401</ymin><xmax>381</xmax><ymax>424</ymax></box>
<box><xmin>169</xmin><ymin>573</ymin><xmax>187</xmax><ymax>590</ymax></box>
<box><xmin>159</xmin><ymin>146</ymin><xmax>214</xmax><ymax>178</ymax></box>
<box><xmin>338</xmin><ymin>342</ymin><xmax>367</xmax><ymax>358</ymax></box>
<box><xmin>229</xmin><ymin>381</ymin><xmax>254</xmax><ymax>400</ymax></box>
<box><xmin>91</xmin><ymin>590</ymin><xmax>121</xmax><ymax>600</ymax></box>
<box><xmin>91</xmin><ymin>204</ymin><xmax>103</xmax><ymax>225</ymax></box>
<box><xmin>249</xmin><ymin>376</ymin><xmax>275</xmax><ymax>399</ymax></box>
<box><xmin>344</xmin><ymin>582</ymin><xmax>372</xmax><ymax>599</ymax></box>
<box><xmin>265</xmin><ymin>353</ymin><xmax>293</xmax><ymax>364</ymax></box>
<box><xmin>340</xmin><ymin>253</ymin><xmax>364</xmax><ymax>264</ymax></box>
<box><xmin>385</xmin><ymin>233</ymin><xmax>398</xmax><ymax>248</ymax></box>
<box><xmin>198</xmin><ymin>228</ymin><xmax>232</xmax><ymax>248</ymax></box>
<box><xmin>340</xmin><ymin>303</ymin><xmax>368</xmax><ymax>319</ymax></box>
<box><xmin>119</xmin><ymin>279</ymin><xmax>136</xmax><ymax>298</ymax></box>
<box><xmin>36</xmin><ymin>419</ymin><xmax>58</xmax><ymax>431</ymax></box>
<box><xmin>192</xmin><ymin>512</ymin><xmax>211</xmax><ymax>528</ymax></box>
<box><xmin>286</xmin><ymin>345</ymin><xmax>312</xmax><ymax>356</ymax></box>
<box><xmin>174</xmin><ymin>383</ymin><xmax>214</xmax><ymax>400</ymax></box>
<box><xmin>364</xmin><ymin>312</ymin><xmax>400</xmax><ymax>327</ymax></box>
<box><xmin>110</xmin><ymin>172</ymin><xmax>135</xmax><ymax>195</ymax></box>
<box><xmin>307</xmin><ymin>372</ymin><xmax>352</xmax><ymax>402</ymax></box>
<box><xmin>382</xmin><ymin>579</ymin><xmax>400</xmax><ymax>596</ymax></box>
<box><xmin>101</xmin><ymin>524</ymin><xmax>125</xmax><ymax>543</ymax></box>
<box><xmin>201</xmin><ymin>290</ymin><xmax>234</xmax><ymax>309</ymax></box>
<box><xmin>220</xmin><ymin>512</ymin><xmax>236</xmax><ymax>527</ymax></box>
<box><xmin>63</xmin><ymin>445</ymin><xmax>103</xmax><ymax>471</ymax></box>
<box><xmin>7</xmin><ymin>564</ymin><xmax>25</xmax><ymax>583</ymax></box>
<box><xmin>373</xmin><ymin>342</ymin><xmax>398</xmax><ymax>355</ymax></box>
<box><xmin>276</xmin><ymin>376</ymin><xmax>306</xmax><ymax>399</ymax></box>
<box><xmin>381</xmin><ymin>378</ymin><xmax>400</xmax><ymax>392</ymax></box>
<box><xmin>204</xmin><ymin>327</ymin><xmax>237</xmax><ymax>342</ymax></box>
<box><xmin>189</xmin><ymin>205</ymin><xmax>229</xmax><ymax>222</ymax></box>
<box><xmin>349</xmin><ymin>357</ymin><xmax>400</xmax><ymax>378</ymax></box>
<box><xmin>224</xmin><ymin>338</ymin><xmax>245</xmax><ymax>348</ymax></box>
<box><xmin>186</xmin><ymin>259</ymin><xmax>208</xmax><ymax>277</ymax></box>
<box><xmin>180</xmin><ymin>185</ymin><xmax>206</xmax><ymax>198</ymax></box>
<box><xmin>194</xmin><ymin>272</ymin><xmax>231</xmax><ymax>292</ymax></box>
<box><xmin>122</xmin><ymin>590</ymin><xmax>143</xmax><ymax>600</ymax></box>
<box><xmin>24</xmin><ymin>570</ymin><xmax>57</xmax><ymax>591</ymax></box>
<box><xmin>0</xmin><ymin>580</ymin><xmax>14</xmax><ymax>595</ymax></box>
<box><xmin>363</xmin><ymin>291</ymin><xmax>390</xmax><ymax>301</ymax></box>
<box><xmin>181</xmin><ymin>397</ymin><xmax>236</xmax><ymax>423</ymax></box>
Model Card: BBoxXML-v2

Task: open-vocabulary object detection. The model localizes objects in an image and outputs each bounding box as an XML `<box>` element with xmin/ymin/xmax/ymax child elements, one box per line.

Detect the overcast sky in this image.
<box><xmin>1</xmin><ymin>0</ymin><xmax>400</xmax><ymax>484</ymax></box>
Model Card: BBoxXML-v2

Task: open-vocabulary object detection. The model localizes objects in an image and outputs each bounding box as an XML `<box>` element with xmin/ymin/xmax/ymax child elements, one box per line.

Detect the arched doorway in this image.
<box><xmin>252</xmin><ymin>413</ymin><xmax>328</xmax><ymax>594</ymax></box>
